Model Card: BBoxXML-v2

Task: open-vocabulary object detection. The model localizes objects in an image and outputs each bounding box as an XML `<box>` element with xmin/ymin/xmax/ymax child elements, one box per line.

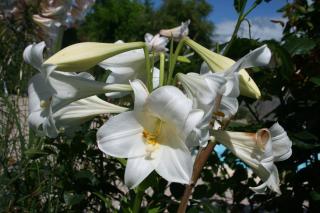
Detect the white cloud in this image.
<box><xmin>213</xmin><ymin>17</ymin><xmax>286</xmax><ymax>43</ymax></box>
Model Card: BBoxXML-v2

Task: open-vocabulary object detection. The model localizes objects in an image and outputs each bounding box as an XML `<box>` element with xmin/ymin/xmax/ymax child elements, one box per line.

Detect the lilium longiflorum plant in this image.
<box><xmin>25</xmin><ymin>20</ymin><xmax>292</xmax><ymax>210</ymax></box>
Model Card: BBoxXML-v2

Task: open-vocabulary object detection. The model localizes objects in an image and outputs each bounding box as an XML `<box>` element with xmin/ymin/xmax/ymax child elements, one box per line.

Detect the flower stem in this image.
<box><xmin>167</xmin><ymin>38</ymin><xmax>185</xmax><ymax>85</ymax></box>
<box><xmin>223</xmin><ymin>0</ymin><xmax>259</xmax><ymax>56</ymax></box>
<box><xmin>177</xmin><ymin>94</ymin><xmax>224</xmax><ymax>213</ymax></box>
<box><xmin>159</xmin><ymin>52</ymin><xmax>165</xmax><ymax>87</ymax></box>
<box><xmin>132</xmin><ymin>188</ymin><xmax>144</xmax><ymax>213</ymax></box>
<box><xmin>143</xmin><ymin>45</ymin><xmax>152</xmax><ymax>91</ymax></box>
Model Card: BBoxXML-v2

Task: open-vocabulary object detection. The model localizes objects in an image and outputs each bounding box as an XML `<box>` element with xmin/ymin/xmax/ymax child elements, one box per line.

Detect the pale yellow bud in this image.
<box><xmin>44</xmin><ymin>42</ymin><xmax>145</xmax><ymax>71</ymax></box>
<box><xmin>184</xmin><ymin>38</ymin><xmax>262</xmax><ymax>99</ymax></box>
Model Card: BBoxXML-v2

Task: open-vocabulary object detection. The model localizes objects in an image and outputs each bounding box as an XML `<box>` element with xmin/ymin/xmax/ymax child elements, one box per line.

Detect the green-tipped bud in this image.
<box><xmin>44</xmin><ymin>42</ymin><xmax>145</xmax><ymax>71</ymax></box>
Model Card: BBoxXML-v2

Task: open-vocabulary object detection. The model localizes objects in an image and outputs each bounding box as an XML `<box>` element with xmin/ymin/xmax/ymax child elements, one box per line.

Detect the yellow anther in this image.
<box><xmin>143</xmin><ymin>130</ymin><xmax>158</xmax><ymax>145</ymax></box>
<box><xmin>40</xmin><ymin>100</ymin><xmax>49</xmax><ymax>108</ymax></box>
<box><xmin>142</xmin><ymin>120</ymin><xmax>163</xmax><ymax>158</ymax></box>
<box><xmin>40</xmin><ymin>97</ymin><xmax>52</xmax><ymax>109</ymax></box>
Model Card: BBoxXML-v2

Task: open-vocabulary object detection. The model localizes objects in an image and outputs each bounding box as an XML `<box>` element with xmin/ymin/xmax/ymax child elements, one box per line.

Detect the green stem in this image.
<box><xmin>150</xmin><ymin>50</ymin><xmax>155</xmax><ymax>90</ymax></box>
<box><xmin>223</xmin><ymin>5</ymin><xmax>246</xmax><ymax>56</ymax></box>
<box><xmin>143</xmin><ymin>46</ymin><xmax>152</xmax><ymax>91</ymax></box>
<box><xmin>167</xmin><ymin>38</ymin><xmax>185</xmax><ymax>85</ymax></box>
<box><xmin>223</xmin><ymin>0</ymin><xmax>259</xmax><ymax>56</ymax></box>
<box><xmin>51</xmin><ymin>27</ymin><xmax>64</xmax><ymax>55</ymax></box>
<box><xmin>159</xmin><ymin>52</ymin><xmax>165</xmax><ymax>87</ymax></box>
<box><xmin>132</xmin><ymin>189</ymin><xmax>144</xmax><ymax>213</ymax></box>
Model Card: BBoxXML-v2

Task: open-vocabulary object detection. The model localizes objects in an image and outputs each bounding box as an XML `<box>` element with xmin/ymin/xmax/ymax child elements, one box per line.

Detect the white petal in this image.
<box><xmin>156</xmin><ymin>124</ymin><xmax>193</xmax><ymax>184</ymax></box>
<box><xmin>130</xmin><ymin>80</ymin><xmax>149</xmax><ymax>111</ymax></box>
<box><xmin>28</xmin><ymin>73</ymin><xmax>52</xmax><ymax>114</ymax></box>
<box><xmin>250</xmin><ymin>165</ymin><xmax>281</xmax><ymax>194</ymax></box>
<box><xmin>99</xmin><ymin>48</ymin><xmax>145</xmax><ymax>66</ymax></box>
<box><xmin>226</xmin><ymin>45</ymin><xmax>272</xmax><ymax>74</ymax></box>
<box><xmin>269</xmin><ymin>123</ymin><xmax>292</xmax><ymax>162</ymax></box>
<box><xmin>213</xmin><ymin>129</ymin><xmax>282</xmax><ymax>194</ymax></box>
<box><xmin>152</xmin><ymin>67</ymin><xmax>160</xmax><ymax>89</ymax></box>
<box><xmin>42</xmin><ymin>104</ymin><xmax>59</xmax><ymax>138</ymax></box>
<box><xmin>105</xmin><ymin>67</ymin><xmax>135</xmax><ymax>84</ymax></box>
<box><xmin>47</xmin><ymin>71</ymin><xmax>112</xmax><ymax>111</ymax></box>
<box><xmin>145</xmin><ymin>86</ymin><xmax>192</xmax><ymax>132</ymax></box>
<box><xmin>97</xmin><ymin>112</ymin><xmax>146</xmax><ymax>158</ymax></box>
<box><xmin>125</xmin><ymin>156</ymin><xmax>155</xmax><ymax>188</ymax></box>
<box><xmin>54</xmin><ymin>96</ymin><xmax>128</xmax><ymax>130</ymax></box>
<box><xmin>27</xmin><ymin>74</ymin><xmax>52</xmax><ymax>134</ymax></box>
<box><xmin>177</xmin><ymin>73</ymin><xmax>219</xmax><ymax>110</ymax></box>
<box><xmin>182</xmin><ymin>109</ymin><xmax>204</xmax><ymax>138</ymax></box>
<box><xmin>220</xmin><ymin>96</ymin><xmax>239</xmax><ymax>118</ymax></box>
<box><xmin>144</xmin><ymin>33</ymin><xmax>154</xmax><ymax>43</ymax></box>
<box><xmin>23</xmin><ymin>42</ymin><xmax>46</xmax><ymax>71</ymax></box>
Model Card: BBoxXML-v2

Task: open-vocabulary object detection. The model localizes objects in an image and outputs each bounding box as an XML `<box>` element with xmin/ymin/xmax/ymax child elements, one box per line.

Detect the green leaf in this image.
<box><xmin>310</xmin><ymin>191</ymin><xmax>320</xmax><ymax>201</ymax></box>
<box><xmin>92</xmin><ymin>192</ymin><xmax>112</xmax><ymax>208</ymax></box>
<box><xmin>63</xmin><ymin>192</ymin><xmax>85</xmax><ymax>206</ymax></box>
<box><xmin>292</xmin><ymin>138</ymin><xmax>320</xmax><ymax>150</ymax></box>
<box><xmin>266</xmin><ymin>40</ymin><xmax>295</xmax><ymax>80</ymax></box>
<box><xmin>25</xmin><ymin>149</ymin><xmax>49</xmax><ymax>159</ymax></box>
<box><xmin>310</xmin><ymin>77</ymin><xmax>320</xmax><ymax>87</ymax></box>
<box><xmin>283</xmin><ymin>36</ymin><xmax>316</xmax><ymax>56</ymax></box>
<box><xmin>147</xmin><ymin>207</ymin><xmax>161</xmax><ymax>213</ymax></box>
<box><xmin>234</xmin><ymin>0</ymin><xmax>246</xmax><ymax>13</ymax></box>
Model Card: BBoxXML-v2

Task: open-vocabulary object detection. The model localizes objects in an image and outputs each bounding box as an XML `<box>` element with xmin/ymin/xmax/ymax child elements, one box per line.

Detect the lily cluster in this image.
<box><xmin>25</xmin><ymin>21</ymin><xmax>292</xmax><ymax>194</ymax></box>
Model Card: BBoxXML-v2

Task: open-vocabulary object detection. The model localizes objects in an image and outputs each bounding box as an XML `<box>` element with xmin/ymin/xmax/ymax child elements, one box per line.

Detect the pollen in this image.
<box><xmin>143</xmin><ymin>130</ymin><xmax>158</xmax><ymax>145</ymax></box>
<box><xmin>142</xmin><ymin>121</ymin><xmax>162</xmax><ymax>159</ymax></box>
<box><xmin>40</xmin><ymin>97</ymin><xmax>52</xmax><ymax>109</ymax></box>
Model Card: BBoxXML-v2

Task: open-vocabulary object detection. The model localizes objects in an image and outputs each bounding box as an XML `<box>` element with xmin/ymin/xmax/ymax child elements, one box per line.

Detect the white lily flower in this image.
<box><xmin>160</xmin><ymin>20</ymin><xmax>190</xmax><ymax>40</ymax></box>
<box><xmin>97</xmin><ymin>80</ymin><xmax>204</xmax><ymax>188</ymax></box>
<box><xmin>25</xmin><ymin>42</ymin><xmax>128</xmax><ymax>137</ymax></box>
<box><xmin>145</xmin><ymin>33</ymin><xmax>169</xmax><ymax>52</ymax></box>
<box><xmin>178</xmin><ymin>44</ymin><xmax>270</xmax><ymax>145</ymax></box>
<box><xmin>202</xmin><ymin>45</ymin><xmax>271</xmax><ymax>97</ymax></box>
<box><xmin>212</xmin><ymin>122</ymin><xmax>292</xmax><ymax>194</ymax></box>
<box><xmin>185</xmin><ymin>38</ymin><xmax>272</xmax><ymax>99</ymax></box>
<box><xmin>28</xmin><ymin>72</ymin><xmax>127</xmax><ymax>137</ymax></box>
<box><xmin>99</xmin><ymin>41</ymin><xmax>160</xmax><ymax>97</ymax></box>
<box><xmin>24</xmin><ymin>42</ymin><xmax>132</xmax><ymax>110</ymax></box>
<box><xmin>177</xmin><ymin>72</ymin><xmax>226</xmax><ymax>147</ymax></box>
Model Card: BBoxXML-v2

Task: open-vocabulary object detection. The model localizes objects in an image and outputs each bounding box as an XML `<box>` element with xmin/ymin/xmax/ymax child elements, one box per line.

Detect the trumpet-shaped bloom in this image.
<box><xmin>177</xmin><ymin>72</ymin><xmax>226</xmax><ymax>147</ymax></box>
<box><xmin>212</xmin><ymin>123</ymin><xmax>292</xmax><ymax>194</ymax></box>
<box><xmin>25</xmin><ymin>42</ymin><xmax>128</xmax><ymax>137</ymax></box>
<box><xmin>24</xmin><ymin>42</ymin><xmax>131</xmax><ymax>110</ymax></box>
<box><xmin>185</xmin><ymin>38</ymin><xmax>271</xmax><ymax>99</ymax></box>
<box><xmin>97</xmin><ymin>80</ymin><xmax>204</xmax><ymax>188</ymax></box>
<box><xmin>201</xmin><ymin>45</ymin><xmax>272</xmax><ymax>98</ymax></box>
<box><xmin>178</xmin><ymin>45</ymin><xmax>270</xmax><ymax>146</ymax></box>
<box><xmin>145</xmin><ymin>33</ymin><xmax>169</xmax><ymax>52</ymax></box>
<box><xmin>28</xmin><ymin>73</ymin><xmax>127</xmax><ymax>137</ymax></box>
<box><xmin>99</xmin><ymin>41</ymin><xmax>160</xmax><ymax>97</ymax></box>
<box><xmin>160</xmin><ymin>20</ymin><xmax>190</xmax><ymax>40</ymax></box>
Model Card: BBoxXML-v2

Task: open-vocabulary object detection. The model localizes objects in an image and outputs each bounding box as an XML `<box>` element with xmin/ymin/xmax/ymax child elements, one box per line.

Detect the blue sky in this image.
<box><xmin>154</xmin><ymin>0</ymin><xmax>288</xmax><ymax>42</ymax></box>
<box><xmin>210</xmin><ymin>0</ymin><xmax>287</xmax><ymax>23</ymax></box>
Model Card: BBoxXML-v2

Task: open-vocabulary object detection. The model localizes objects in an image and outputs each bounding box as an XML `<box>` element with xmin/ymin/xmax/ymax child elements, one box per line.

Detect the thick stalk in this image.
<box><xmin>143</xmin><ymin>46</ymin><xmax>152</xmax><ymax>91</ymax></box>
<box><xmin>167</xmin><ymin>39</ymin><xmax>185</xmax><ymax>85</ymax></box>
<box><xmin>159</xmin><ymin>52</ymin><xmax>165</xmax><ymax>87</ymax></box>
<box><xmin>51</xmin><ymin>27</ymin><xmax>64</xmax><ymax>55</ymax></box>
<box><xmin>177</xmin><ymin>95</ymin><xmax>223</xmax><ymax>213</ymax></box>
<box><xmin>222</xmin><ymin>5</ymin><xmax>246</xmax><ymax>56</ymax></box>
